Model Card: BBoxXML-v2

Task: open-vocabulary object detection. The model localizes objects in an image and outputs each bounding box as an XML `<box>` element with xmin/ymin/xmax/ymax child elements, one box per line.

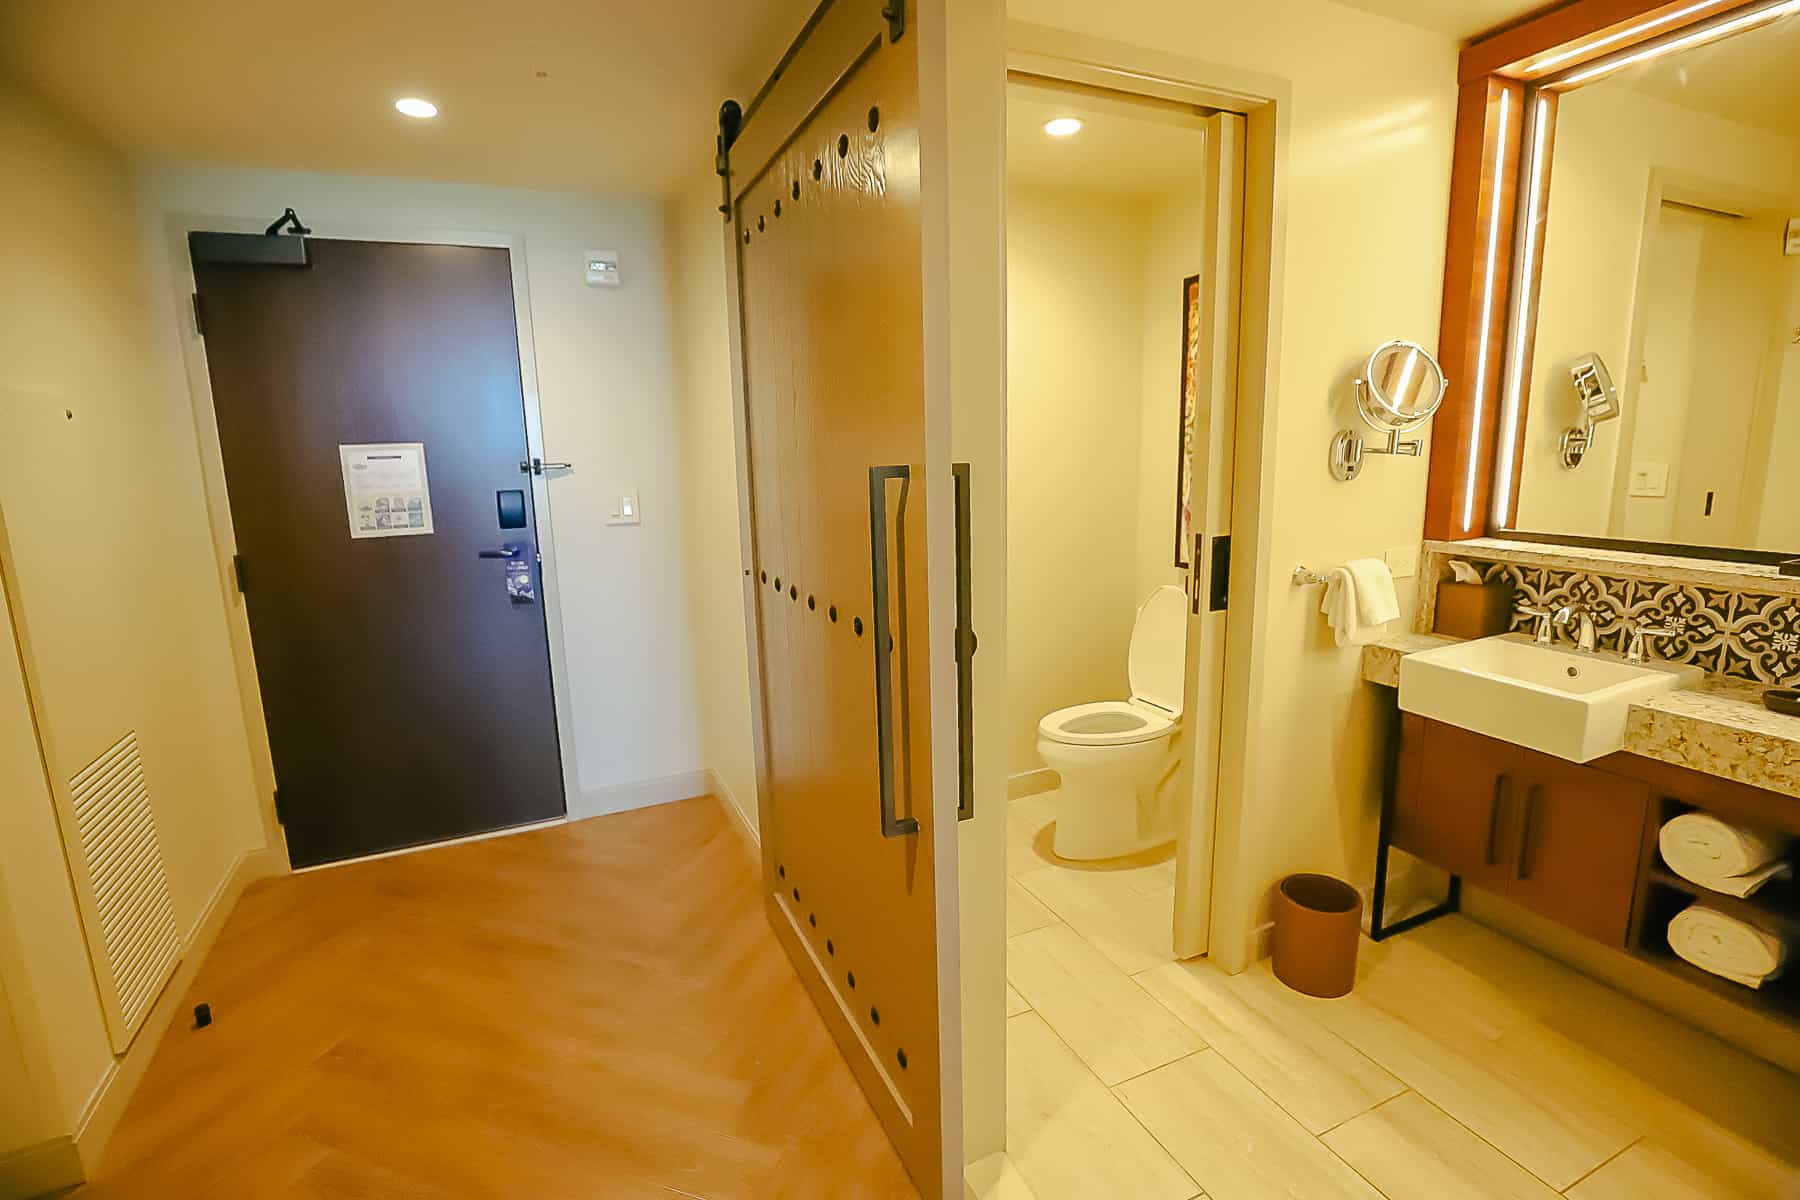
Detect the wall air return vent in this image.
<box><xmin>64</xmin><ymin>731</ymin><xmax>182</xmax><ymax>1050</ymax></box>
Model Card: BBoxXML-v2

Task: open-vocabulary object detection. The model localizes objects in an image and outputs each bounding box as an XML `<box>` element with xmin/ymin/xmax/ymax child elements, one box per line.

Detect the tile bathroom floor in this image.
<box><xmin>983</xmin><ymin>789</ymin><xmax>1800</xmax><ymax>1200</ymax></box>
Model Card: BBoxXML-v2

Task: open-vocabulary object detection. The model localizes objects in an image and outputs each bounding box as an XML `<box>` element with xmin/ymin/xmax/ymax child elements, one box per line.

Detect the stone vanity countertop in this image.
<box><xmin>1360</xmin><ymin>633</ymin><xmax>1800</xmax><ymax>798</ymax></box>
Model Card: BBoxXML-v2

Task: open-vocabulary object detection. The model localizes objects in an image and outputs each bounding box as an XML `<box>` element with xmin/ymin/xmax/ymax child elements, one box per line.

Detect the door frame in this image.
<box><xmin>1005</xmin><ymin>22</ymin><xmax>1288</xmax><ymax>972</ymax></box>
<box><xmin>161</xmin><ymin>216</ymin><xmax>579</xmax><ymax>870</ymax></box>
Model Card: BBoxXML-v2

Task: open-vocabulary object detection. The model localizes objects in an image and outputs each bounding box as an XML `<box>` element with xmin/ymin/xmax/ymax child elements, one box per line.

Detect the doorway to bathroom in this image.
<box><xmin>1002</xmin><ymin>69</ymin><xmax>1244</xmax><ymax>1008</ymax></box>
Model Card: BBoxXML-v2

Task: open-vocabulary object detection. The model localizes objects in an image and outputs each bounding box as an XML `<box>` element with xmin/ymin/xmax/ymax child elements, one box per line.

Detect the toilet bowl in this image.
<box><xmin>1036</xmin><ymin>585</ymin><xmax>1187</xmax><ymax>860</ymax></box>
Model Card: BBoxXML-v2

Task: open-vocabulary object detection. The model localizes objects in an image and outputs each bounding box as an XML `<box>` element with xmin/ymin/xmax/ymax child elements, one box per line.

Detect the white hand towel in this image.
<box><xmin>1667</xmin><ymin>904</ymin><xmax>1789</xmax><ymax>989</ymax></box>
<box><xmin>1660</xmin><ymin>812</ymin><xmax>1793</xmax><ymax>882</ymax></box>
<box><xmin>1321</xmin><ymin>558</ymin><xmax>1400</xmax><ymax>648</ymax></box>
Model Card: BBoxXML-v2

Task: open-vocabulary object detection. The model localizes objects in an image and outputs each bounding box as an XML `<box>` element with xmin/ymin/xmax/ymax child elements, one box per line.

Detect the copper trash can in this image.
<box><xmin>1271</xmin><ymin>873</ymin><xmax>1362</xmax><ymax>998</ymax></box>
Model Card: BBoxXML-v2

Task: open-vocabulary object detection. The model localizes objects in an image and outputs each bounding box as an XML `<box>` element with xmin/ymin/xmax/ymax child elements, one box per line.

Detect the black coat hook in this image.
<box><xmin>264</xmin><ymin>207</ymin><xmax>311</xmax><ymax>237</ymax></box>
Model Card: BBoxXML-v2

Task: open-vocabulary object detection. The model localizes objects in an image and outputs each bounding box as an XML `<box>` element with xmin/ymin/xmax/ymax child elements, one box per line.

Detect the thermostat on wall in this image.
<box><xmin>585</xmin><ymin>250</ymin><xmax>621</xmax><ymax>287</ymax></box>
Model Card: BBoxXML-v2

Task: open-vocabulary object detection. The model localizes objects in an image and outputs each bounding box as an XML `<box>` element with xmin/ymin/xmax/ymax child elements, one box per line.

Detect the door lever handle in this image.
<box><xmin>478</xmin><ymin>546</ymin><xmax>523</xmax><ymax>559</ymax></box>
<box><xmin>519</xmin><ymin>457</ymin><xmax>572</xmax><ymax>476</ymax></box>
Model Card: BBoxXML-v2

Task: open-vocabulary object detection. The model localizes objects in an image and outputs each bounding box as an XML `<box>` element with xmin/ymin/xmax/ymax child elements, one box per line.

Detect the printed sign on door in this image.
<box><xmin>338</xmin><ymin>443</ymin><xmax>435</xmax><ymax>539</ymax></box>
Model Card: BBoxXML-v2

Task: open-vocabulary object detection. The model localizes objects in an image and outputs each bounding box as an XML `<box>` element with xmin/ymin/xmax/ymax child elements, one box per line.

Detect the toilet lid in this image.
<box><xmin>1128</xmin><ymin>585</ymin><xmax>1188</xmax><ymax>716</ymax></box>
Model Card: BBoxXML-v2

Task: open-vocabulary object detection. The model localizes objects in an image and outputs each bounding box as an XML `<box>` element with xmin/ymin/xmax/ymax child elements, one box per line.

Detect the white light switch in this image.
<box><xmin>1383</xmin><ymin>545</ymin><xmax>1420</xmax><ymax>579</ymax></box>
<box><xmin>1629</xmin><ymin>462</ymin><xmax>1669</xmax><ymax>498</ymax></box>
<box><xmin>605</xmin><ymin>490</ymin><xmax>640</xmax><ymax>526</ymax></box>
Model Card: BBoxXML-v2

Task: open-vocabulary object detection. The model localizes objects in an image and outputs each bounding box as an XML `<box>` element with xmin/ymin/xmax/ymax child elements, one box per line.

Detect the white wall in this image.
<box><xmin>1011</xmin><ymin>0</ymin><xmax>1456</xmax><ymax>965</ymax></box>
<box><xmin>136</xmin><ymin>165</ymin><xmax>707</xmax><ymax>818</ymax></box>
<box><xmin>1005</xmin><ymin>186</ymin><xmax>1150</xmax><ymax>772</ymax></box>
<box><xmin>1618</xmin><ymin>210</ymin><xmax>1702</xmax><ymax>542</ymax></box>
<box><xmin>0</xmin><ymin>77</ymin><xmax>266</xmax><ymax>1155</ymax></box>
<box><xmin>664</xmin><ymin>175</ymin><xmax>760</xmax><ymax>830</ymax></box>
<box><xmin>1515</xmin><ymin>83</ymin><xmax>1800</xmax><ymax>538</ymax></box>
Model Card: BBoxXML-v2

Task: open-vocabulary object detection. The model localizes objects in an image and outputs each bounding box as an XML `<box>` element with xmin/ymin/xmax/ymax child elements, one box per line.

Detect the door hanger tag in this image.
<box><xmin>505</xmin><ymin>558</ymin><xmax>536</xmax><ymax>604</ymax></box>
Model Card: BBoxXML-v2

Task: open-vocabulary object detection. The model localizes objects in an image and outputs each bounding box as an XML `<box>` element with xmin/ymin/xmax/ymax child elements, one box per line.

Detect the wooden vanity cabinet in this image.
<box><xmin>1393</xmin><ymin>715</ymin><xmax>1651</xmax><ymax>946</ymax></box>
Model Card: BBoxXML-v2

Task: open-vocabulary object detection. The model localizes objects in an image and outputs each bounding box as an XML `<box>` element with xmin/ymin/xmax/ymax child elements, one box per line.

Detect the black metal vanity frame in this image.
<box><xmin>1368</xmin><ymin>708</ymin><xmax>1462</xmax><ymax>941</ymax></box>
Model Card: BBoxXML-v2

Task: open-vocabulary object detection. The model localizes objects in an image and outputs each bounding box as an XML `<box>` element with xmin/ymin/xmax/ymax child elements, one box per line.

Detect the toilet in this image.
<box><xmin>1036</xmin><ymin>585</ymin><xmax>1187</xmax><ymax>861</ymax></box>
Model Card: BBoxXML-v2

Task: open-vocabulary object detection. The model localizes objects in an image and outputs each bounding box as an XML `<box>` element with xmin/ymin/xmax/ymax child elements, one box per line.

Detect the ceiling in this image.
<box><xmin>1332</xmin><ymin>0</ymin><xmax>1563</xmax><ymax>41</ymax></box>
<box><xmin>1007</xmin><ymin>81</ymin><xmax>1211</xmax><ymax>201</ymax></box>
<box><xmin>0</xmin><ymin>0</ymin><xmax>814</xmax><ymax>196</ymax></box>
<box><xmin>1617</xmin><ymin>11</ymin><xmax>1800</xmax><ymax>140</ymax></box>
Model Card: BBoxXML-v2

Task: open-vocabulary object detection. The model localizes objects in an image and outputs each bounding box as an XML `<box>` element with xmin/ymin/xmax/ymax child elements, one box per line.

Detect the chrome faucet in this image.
<box><xmin>1553</xmin><ymin>603</ymin><xmax>1599</xmax><ymax>653</ymax></box>
<box><xmin>1626</xmin><ymin>621</ymin><xmax>1678</xmax><ymax>663</ymax></box>
<box><xmin>1517</xmin><ymin>604</ymin><xmax>1555</xmax><ymax>645</ymax></box>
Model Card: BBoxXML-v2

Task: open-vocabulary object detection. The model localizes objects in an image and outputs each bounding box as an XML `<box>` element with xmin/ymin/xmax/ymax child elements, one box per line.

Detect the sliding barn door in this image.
<box><xmin>723</xmin><ymin>5</ymin><xmax>962</xmax><ymax>1195</ymax></box>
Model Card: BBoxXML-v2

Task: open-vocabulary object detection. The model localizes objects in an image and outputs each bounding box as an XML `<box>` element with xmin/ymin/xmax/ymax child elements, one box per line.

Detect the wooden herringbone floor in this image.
<box><xmin>76</xmin><ymin>796</ymin><xmax>919</xmax><ymax>1199</ymax></box>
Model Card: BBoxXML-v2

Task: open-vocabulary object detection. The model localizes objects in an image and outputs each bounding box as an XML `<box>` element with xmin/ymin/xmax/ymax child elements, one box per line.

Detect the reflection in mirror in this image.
<box><xmin>1511</xmin><ymin>11</ymin><xmax>1800</xmax><ymax>553</ymax></box>
<box><xmin>1559</xmin><ymin>353</ymin><xmax>1620</xmax><ymax>469</ymax></box>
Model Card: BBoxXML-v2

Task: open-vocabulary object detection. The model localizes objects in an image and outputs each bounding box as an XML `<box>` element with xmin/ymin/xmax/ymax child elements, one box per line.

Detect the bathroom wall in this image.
<box><xmin>1006</xmin><ymin>185</ymin><xmax>1151</xmax><ymax>774</ymax></box>
<box><xmin>1012</xmin><ymin>0</ymin><xmax>1458</xmax><ymax>967</ymax></box>
<box><xmin>1515</xmin><ymin>83</ymin><xmax>1800</xmax><ymax>539</ymax></box>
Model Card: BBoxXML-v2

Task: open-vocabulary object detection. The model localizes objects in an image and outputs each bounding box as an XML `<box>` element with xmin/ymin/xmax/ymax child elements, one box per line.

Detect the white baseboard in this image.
<box><xmin>1007</xmin><ymin>768</ymin><xmax>1058</xmax><ymax>800</ymax></box>
<box><xmin>0</xmin><ymin>1137</ymin><xmax>82</xmax><ymax>1200</ymax></box>
<box><xmin>569</xmin><ymin>769</ymin><xmax>711</xmax><ymax>822</ymax></box>
<box><xmin>707</xmin><ymin>768</ymin><xmax>759</xmax><ymax>846</ymax></box>
<box><xmin>70</xmin><ymin>846</ymin><xmax>279</xmax><ymax>1180</ymax></box>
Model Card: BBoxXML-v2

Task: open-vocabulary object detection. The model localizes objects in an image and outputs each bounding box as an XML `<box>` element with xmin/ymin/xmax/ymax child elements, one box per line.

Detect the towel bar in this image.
<box><xmin>1292</xmin><ymin>567</ymin><xmax>1330</xmax><ymax>586</ymax></box>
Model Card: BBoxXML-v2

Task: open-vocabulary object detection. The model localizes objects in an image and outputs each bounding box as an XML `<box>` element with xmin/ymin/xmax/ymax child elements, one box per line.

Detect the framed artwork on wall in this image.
<box><xmin>1175</xmin><ymin>273</ymin><xmax>1201</xmax><ymax>569</ymax></box>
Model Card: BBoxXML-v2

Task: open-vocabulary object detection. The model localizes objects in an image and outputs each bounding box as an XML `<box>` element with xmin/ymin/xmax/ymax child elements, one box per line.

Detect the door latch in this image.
<box><xmin>519</xmin><ymin>457</ymin><xmax>573</xmax><ymax>476</ymax></box>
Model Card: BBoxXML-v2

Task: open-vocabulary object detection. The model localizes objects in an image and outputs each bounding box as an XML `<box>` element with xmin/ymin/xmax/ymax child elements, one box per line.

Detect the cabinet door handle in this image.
<box><xmin>1486</xmin><ymin>774</ymin><xmax>1509</xmax><ymax>866</ymax></box>
<box><xmin>1517</xmin><ymin>784</ymin><xmax>1542</xmax><ymax>880</ymax></box>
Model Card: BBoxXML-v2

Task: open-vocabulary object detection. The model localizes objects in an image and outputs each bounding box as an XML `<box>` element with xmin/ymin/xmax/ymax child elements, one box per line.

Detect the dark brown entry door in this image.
<box><xmin>194</xmin><ymin>238</ymin><xmax>565</xmax><ymax>868</ymax></box>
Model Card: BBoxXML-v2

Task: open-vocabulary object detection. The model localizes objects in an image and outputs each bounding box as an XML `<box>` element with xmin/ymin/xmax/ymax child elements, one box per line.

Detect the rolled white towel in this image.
<box><xmin>1320</xmin><ymin>558</ymin><xmax>1399</xmax><ymax>648</ymax></box>
<box><xmin>1667</xmin><ymin>904</ymin><xmax>1788</xmax><ymax>989</ymax></box>
<box><xmin>1660</xmin><ymin>812</ymin><xmax>1792</xmax><ymax>883</ymax></box>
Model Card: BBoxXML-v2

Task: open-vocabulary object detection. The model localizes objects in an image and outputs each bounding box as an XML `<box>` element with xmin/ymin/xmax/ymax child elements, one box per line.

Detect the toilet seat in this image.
<box><xmin>1039</xmin><ymin>700</ymin><xmax>1175</xmax><ymax>747</ymax></box>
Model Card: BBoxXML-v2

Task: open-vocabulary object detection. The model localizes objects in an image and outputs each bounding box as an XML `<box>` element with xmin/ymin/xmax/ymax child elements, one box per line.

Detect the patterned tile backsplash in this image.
<box><xmin>1481</xmin><ymin>561</ymin><xmax>1800</xmax><ymax>685</ymax></box>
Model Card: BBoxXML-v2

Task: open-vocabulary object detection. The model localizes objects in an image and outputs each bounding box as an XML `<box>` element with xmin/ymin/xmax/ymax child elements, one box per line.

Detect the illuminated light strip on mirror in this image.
<box><xmin>1461</xmin><ymin>87</ymin><xmax>1511</xmax><ymax>534</ymax></box>
<box><xmin>1491</xmin><ymin>94</ymin><xmax>1551</xmax><ymax>529</ymax></box>
<box><xmin>1556</xmin><ymin>0</ymin><xmax>1800</xmax><ymax>86</ymax></box>
<box><xmin>1520</xmin><ymin>0</ymin><xmax>1734</xmax><ymax>75</ymax></box>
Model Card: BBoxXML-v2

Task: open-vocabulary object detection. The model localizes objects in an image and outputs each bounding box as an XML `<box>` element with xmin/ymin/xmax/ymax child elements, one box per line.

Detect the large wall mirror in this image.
<box><xmin>1427</xmin><ymin>0</ymin><xmax>1800</xmax><ymax>567</ymax></box>
<box><xmin>1509</xmin><ymin>8</ymin><xmax>1800</xmax><ymax>556</ymax></box>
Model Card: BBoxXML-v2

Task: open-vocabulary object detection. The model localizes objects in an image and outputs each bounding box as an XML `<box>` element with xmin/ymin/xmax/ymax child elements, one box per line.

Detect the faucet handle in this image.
<box><xmin>1517</xmin><ymin>605</ymin><xmax>1554</xmax><ymax>645</ymax></box>
<box><xmin>1627</xmin><ymin>621</ymin><xmax>1679</xmax><ymax>663</ymax></box>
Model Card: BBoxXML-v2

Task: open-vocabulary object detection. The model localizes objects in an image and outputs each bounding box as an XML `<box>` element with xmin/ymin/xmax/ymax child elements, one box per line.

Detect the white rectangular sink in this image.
<box><xmin>1398</xmin><ymin>634</ymin><xmax>1702</xmax><ymax>762</ymax></box>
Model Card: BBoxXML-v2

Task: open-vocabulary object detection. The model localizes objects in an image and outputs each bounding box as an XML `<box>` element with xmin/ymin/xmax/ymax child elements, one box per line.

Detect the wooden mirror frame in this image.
<box><xmin>1424</xmin><ymin>0</ymin><xmax>1794</xmax><ymax>546</ymax></box>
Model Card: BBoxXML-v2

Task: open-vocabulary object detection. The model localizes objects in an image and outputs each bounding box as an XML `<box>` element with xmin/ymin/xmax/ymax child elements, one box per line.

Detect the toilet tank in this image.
<box><xmin>1128</xmin><ymin>585</ymin><xmax>1188</xmax><ymax>717</ymax></box>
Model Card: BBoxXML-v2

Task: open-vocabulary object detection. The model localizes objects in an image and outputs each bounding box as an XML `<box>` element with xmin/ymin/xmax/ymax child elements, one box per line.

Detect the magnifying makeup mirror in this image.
<box><xmin>1329</xmin><ymin>340</ymin><xmax>1448</xmax><ymax>482</ymax></box>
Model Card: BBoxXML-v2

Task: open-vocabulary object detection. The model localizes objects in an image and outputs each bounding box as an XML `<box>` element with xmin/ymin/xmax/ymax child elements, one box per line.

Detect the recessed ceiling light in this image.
<box><xmin>1043</xmin><ymin>117</ymin><xmax>1083</xmax><ymax>138</ymax></box>
<box><xmin>395</xmin><ymin>97</ymin><xmax>439</xmax><ymax>119</ymax></box>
